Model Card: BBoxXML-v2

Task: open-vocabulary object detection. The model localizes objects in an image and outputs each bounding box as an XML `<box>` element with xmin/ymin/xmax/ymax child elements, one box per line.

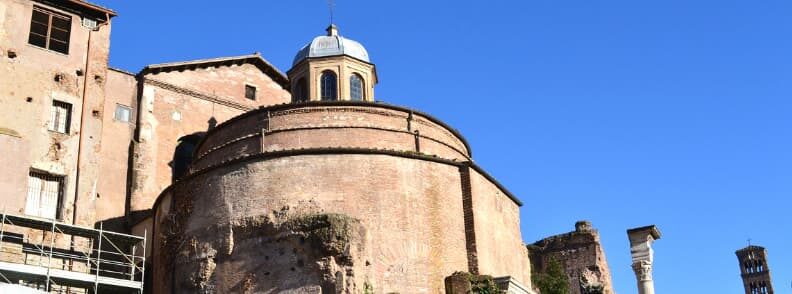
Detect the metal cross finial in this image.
<box><xmin>327</xmin><ymin>0</ymin><xmax>336</xmax><ymax>25</ymax></box>
<box><xmin>748</xmin><ymin>238</ymin><xmax>752</xmax><ymax>246</ymax></box>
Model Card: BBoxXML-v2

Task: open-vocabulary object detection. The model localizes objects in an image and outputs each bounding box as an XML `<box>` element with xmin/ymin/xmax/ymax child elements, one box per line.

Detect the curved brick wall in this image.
<box><xmin>191</xmin><ymin>102</ymin><xmax>471</xmax><ymax>173</ymax></box>
<box><xmin>151</xmin><ymin>102</ymin><xmax>533</xmax><ymax>293</ymax></box>
<box><xmin>155</xmin><ymin>154</ymin><xmax>469</xmax><ymax>293</ymax></box>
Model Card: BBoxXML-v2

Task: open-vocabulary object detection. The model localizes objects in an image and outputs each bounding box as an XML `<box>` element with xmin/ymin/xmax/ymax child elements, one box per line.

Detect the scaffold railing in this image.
<box><xmin>0</xmin><ymin>212</ymin><xmax>145</xmax><ymax>293</ymax></box>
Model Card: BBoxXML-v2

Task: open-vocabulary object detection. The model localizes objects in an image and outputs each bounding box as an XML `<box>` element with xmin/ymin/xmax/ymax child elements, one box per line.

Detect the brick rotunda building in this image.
<box><xmin>150</xmin><ymin>25</ymin><xmax>535</xmax><ymax>293</ymax></box>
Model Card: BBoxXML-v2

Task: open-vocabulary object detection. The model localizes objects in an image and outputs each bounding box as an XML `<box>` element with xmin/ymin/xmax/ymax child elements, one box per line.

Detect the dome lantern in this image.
<box><xmin>288</xmin><ymin>25</ymin><xmax>378</xmax><ymax>103</ymax></box>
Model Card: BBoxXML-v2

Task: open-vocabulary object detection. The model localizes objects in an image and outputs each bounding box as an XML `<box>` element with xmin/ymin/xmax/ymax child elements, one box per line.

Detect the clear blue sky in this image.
<box><xmin>96</xmin><ymin>1</ymin><xmax>791</xmax><ymax>293</ymax></box>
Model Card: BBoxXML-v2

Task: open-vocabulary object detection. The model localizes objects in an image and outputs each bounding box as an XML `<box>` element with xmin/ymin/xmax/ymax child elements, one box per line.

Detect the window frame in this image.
<box><xmin>28</xmin><ymin>6</ymin><xmax>72</xmax><ymax>55</ymax></box>
<box><xmin>320</xmin><ymin>70</ymin><xmax>338</xmax><ymax>101</ymax></box>
<box><xmin>245</xmin><ymin>84</ymin><xmax>257</xmax><ymax>100</ymax></box>
<box><xmin>349</xmin><ymin>73</ymin><xmax>364</xmax><ymax>101</ymax></box>
<box><xmin>25</xmin><ymin>170</ymin><xmax>65</xmax><ymax>220</ymax></box>
<box><xmin>114</xmin><ymin>104</ymin><xmax>131</xmax><ymax>123</ymax></box>
<box><xmin>48</xmin><ymin>100</ymin><xmax>72</xmax><ymax>134</ymax></box>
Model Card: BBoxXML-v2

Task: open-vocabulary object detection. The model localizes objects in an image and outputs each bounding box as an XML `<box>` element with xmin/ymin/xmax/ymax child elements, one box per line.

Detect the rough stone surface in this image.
<box><xmin>155</xmin><ymin>154</ymin><xmax>471</xmax><ymax>293</ymax></box>
<box><xmin>528</xmin><ymin>221</ymin><xmax>614</xmax><ymax>294</ymax></box>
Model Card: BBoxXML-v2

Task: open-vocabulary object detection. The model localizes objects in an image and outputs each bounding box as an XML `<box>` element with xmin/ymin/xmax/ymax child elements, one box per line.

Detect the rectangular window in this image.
<box><xmin>114</xmin><ymin>104</ymin><xmax>131</xmax><ymax>123</ymax></box>
<box><xmin>25</xmin><ymin>171</ymin><xmax>64</xmax><ymax>220</ymax></box>
<box><xmin>28</xmin><ymin>7</ymin><xmax>71</xmax><ymax>54</ymax></box>
<box><xmin>48</xmin><ymin>100</ymin><xmax>72</xmax><ymax>133</ymax></box>
<box><xmin>245</xmin><ymin>85</ymin><xmax>256</xmax><ymax>100</ymax></box>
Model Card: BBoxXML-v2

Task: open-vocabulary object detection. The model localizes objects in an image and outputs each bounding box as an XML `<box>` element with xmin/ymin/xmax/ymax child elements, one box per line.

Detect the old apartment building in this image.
<box><xmin>1</xmin><ymin>0</ymin><xmax>290</xmax><ymax>292</ymax></box>
<box><xmin>0</xmin><ymin>0</ymin><xmax>619</xmax><ymax>293</ymax></box>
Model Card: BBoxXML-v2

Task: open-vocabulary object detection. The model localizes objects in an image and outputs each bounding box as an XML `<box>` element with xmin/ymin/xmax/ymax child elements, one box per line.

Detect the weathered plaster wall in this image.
<box><xmin>130</xmin><ymin>66</ymin><xmax>290</xmax><ymax>217</ymax></box>
<box><xmin>152</xmin><ymin>63</ymin><xmax>290</xmax><ymax>106</ymax></box>
<box><xmin>95</xmin><ymin>68</ymin><xmax>137</xmax><ymax>231</ymax></box>
<box><xmin>0</xmin><ymin>133</ymin><xmax>28</xmax><ymax>209</ymax></box>
<box><xmin>0</xmin><ymin>0</ymin><xmax>110</xmax><ymax>226</ymax></box>
<box><xmin>129</xmin><ymin>83</ymin><xmax>242</xmax><ymax>213</ymax></box>
<box><xmin>0</xmin><ymin>2</ymin><xmax>112</xmax><ymax>292</ymax></box>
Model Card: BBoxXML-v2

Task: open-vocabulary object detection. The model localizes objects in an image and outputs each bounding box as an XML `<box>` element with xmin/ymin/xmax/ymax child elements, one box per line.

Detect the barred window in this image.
<box><xmin>350</xmin><ymin>74</ymin><xmax>364</xmax><ymax>101</ymax></box>
<box><xmin>28</xmin><ymin>7</ymin><xmax>71</xmax><ymax>54</ymax></box>
<box><xmin>26</xmin><ymin>171</ymin><xmax>64</xmax><ymax>220</ymax></box>
<box><xmin>320</xmin><ymin>71</ymin><xmax>338</xmax><ymax>101</ymax></box>
<box><xmin>48</xmin><ymin>100</ymin><xmax>72</xmax><ymax>133</ymax></box>
<box><xmin>115</xmin><ymin>104</ymin><xmax>131</xmax><ymax>122</ymax></box>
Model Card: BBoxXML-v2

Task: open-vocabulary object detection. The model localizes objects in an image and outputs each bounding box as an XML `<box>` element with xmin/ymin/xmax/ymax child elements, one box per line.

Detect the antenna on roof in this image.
<box><xmin>327</xmin><ymin>0</ymin><xmax>336</xmax><ymax>25</ymax></box>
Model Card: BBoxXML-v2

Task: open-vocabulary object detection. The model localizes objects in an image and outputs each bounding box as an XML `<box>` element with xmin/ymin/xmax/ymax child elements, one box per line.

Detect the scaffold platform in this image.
<box><xmin>0</xmin><ymin>213</ymin><xmax>145</xmax><ymax>293</ymax></box>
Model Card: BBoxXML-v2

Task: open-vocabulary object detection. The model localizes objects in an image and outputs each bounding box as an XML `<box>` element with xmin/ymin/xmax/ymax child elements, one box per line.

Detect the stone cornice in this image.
<box><xmin>152</xmin><ymin>147</ymin><xmax>522</xmax><ymax>214</ymax></box>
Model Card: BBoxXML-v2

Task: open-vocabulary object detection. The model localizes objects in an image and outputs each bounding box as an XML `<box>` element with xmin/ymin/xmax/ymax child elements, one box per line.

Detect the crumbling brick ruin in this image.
<box><xmin>528</xmin><ymin>221</ymin><xmax>614</xmax><ymax>294</ymax></box>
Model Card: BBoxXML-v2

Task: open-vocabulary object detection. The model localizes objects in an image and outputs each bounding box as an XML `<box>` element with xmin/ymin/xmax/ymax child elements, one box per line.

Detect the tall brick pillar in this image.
<box><xmin>627</xmin><ymin>225</ymin><xmax>661</xmax><ymax>294</ymax></box>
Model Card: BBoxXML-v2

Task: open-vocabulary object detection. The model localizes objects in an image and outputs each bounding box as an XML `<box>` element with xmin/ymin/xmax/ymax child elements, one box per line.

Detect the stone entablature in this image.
<box><xmin>191</xmin><ymin>101</ymin><xmax>473</xmax><ymax>173</ymax></box>
<box><xmin>627</xmin><ymin>225</ymin><xmax>661</xmax><ymax>294</ymax></box>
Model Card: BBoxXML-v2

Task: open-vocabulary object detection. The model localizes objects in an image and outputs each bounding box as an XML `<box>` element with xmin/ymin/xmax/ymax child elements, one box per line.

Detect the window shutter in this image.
<box><xmin>25</xmin><ymin>174</ymin><xmax>42</xmax><ymax>216</ymax></box>
<box><xmin>40</xmin><ymin>177</ymin><xmax>60</xmax><ymax>219</ymax></box>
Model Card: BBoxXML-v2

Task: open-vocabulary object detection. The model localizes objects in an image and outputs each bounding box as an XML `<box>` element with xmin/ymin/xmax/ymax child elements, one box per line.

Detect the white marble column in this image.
<box><xmin>627</xmin><ymin>225</ymin><xmax>661</xmax><ymax>294</ymax></box>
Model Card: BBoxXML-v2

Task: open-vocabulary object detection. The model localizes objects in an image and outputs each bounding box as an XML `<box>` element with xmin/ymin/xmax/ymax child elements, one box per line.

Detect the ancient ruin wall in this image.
<box><xmin>528</xmin><ymin>222</ymin><xmax>614</xmax><ymax>294</ymax></box>
<box><xmin>151</xmin><ymin>103</ymin><xmax>532</xmax><ymax>293</ymax></box>
<box><xmin>154</xmin><ymin>154</ymin><xmax>469</xmax><ymax>293</ymax></box>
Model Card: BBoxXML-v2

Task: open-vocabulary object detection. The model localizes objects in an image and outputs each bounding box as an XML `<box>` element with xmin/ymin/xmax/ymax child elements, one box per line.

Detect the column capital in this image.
<box><xmin>632</xmin><ymin>260</ymin><xmax>653</xmax><ymax>281</ymax></box>
<box><xmin>627</xmin><ymin>225</ymin><xmax>661</xmax><ymax>294</ymax></box>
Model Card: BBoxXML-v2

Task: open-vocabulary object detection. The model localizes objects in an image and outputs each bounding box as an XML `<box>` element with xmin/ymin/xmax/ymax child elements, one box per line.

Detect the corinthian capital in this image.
<box><xmin>632</xmin><ymin>260</ymin><xmax>653</xmax><ymax>281</ymax></box>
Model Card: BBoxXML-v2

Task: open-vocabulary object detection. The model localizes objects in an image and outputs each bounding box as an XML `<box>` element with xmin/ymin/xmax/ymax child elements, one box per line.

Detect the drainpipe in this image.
<box><xmin>72</xmin><ymin>13</ymin><xmax>109</xmax><ymax>227</ymax></box>
<box><xmin>69</xmin><ymin>15</ymin><xmax>110</xmax><ymax>281</ymax></box>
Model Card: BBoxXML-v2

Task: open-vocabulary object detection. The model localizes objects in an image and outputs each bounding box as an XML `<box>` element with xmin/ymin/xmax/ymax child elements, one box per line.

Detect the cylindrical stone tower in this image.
<box><xmin>150</xmin><ymin>25</ymin><xmax>535</xmax><ymax>294</ymax></box>
<box><xmin>150</xmin><ymin>101</ymin><xmax>533</xmax><ymax>293</ymax></box>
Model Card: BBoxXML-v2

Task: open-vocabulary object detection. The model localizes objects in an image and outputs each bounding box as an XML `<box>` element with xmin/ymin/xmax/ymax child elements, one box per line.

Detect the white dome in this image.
<box><xmin>292</xmin><ymin>25</ymin><xmax>370</xmax><ymax>66</ymax></box>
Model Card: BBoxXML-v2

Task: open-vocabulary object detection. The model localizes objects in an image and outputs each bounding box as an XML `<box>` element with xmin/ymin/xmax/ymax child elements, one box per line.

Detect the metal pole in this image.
<box><xmin>130</xmin><ymin>242</ymin><xmax>136</xmax><ymax>280</ymax></box>
<box><xmin>94</xmin><ymin>222</ymin><xmax>103</xmax><ymax>294</ymax></box>
<box><xmin>140</xmin><ymin>229</ymin><xmax>147</xmax><ymax>294</ymax></box>
<box><xmin>45</xmin><ymin>219</ymin><xmax>56</xmax><ymax>292</ymax></box>
<box><xmin>0</xmin><ymin>212</ymin><xmax>6</xmax><ymax>258</ymax></box>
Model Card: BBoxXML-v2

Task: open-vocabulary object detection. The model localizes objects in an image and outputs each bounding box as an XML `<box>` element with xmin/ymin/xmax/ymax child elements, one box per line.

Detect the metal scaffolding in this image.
<box><xmin>0</xmin><ymin>212</ymin><xmax>145</xmax><ymax>293</ymax></box>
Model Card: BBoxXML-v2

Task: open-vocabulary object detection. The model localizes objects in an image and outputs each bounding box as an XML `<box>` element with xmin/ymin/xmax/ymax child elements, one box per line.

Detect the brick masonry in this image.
<box><xmin>528</xmin><ymin>221</ymin><xmax>614</xmax><ymax>294</ymax></box>
<box><xmin>1</xmin><ymin>1</ymin><xmax>539</xmax><ymax>292</ymax></box>
<box><xmin>151</xmin><ymin>103</ymin><xmax>533</xmax><ymax>293</ymax></box>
